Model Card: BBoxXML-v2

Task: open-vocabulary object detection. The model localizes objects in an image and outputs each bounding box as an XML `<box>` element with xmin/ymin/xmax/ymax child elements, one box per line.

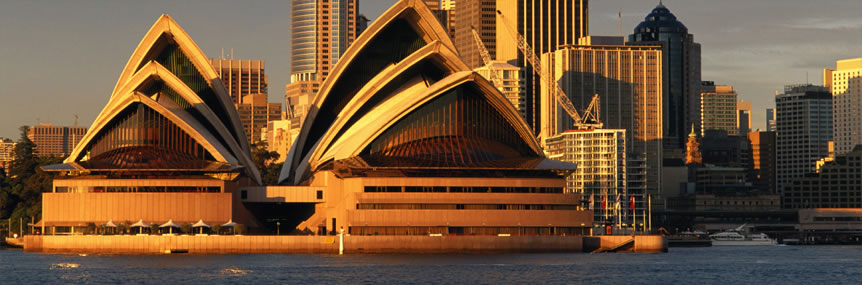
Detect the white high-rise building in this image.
<box><xmin>545</xmin><ymin>129</ymin><xmax>638</xmax><ymax>228</ymax></box>
<box><xmin>824</xmin><ymin>58</ymin><xmax>862</xmax><ymax>155</ymax></box>
<box><xmin>474</xmin><ymin>61</ymin><xmax>525</xmax><ymax>119</ymax></box>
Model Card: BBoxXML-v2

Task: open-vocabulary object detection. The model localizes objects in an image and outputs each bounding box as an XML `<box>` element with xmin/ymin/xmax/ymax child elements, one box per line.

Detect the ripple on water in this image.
<box><xmin>51</xmin><ymin>263</ymin><xmax>80</xmax><ymax>270</ymax></box>
<box><xmin>220</xmin><ymin>267</ymin><xmax>251</xmax><ymax>276</ymax></box>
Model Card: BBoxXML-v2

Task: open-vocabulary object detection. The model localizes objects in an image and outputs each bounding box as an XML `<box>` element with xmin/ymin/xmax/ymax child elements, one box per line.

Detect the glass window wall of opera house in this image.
<box><xmin>37</xmin><ymin>0</ymin><xmax>592</xmax><ymax>236</ymax></box>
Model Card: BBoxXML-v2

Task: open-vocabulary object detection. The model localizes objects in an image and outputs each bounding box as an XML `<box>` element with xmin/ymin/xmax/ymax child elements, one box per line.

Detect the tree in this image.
<box><xmin>250</xmin><ymin>141</ymin><xmax>283</xmax><ymax>185</ymax></box>
<box><xmin>1</xmin><ymin>126</ymin><xmax>63</xmax><ymax>234</ymax></box>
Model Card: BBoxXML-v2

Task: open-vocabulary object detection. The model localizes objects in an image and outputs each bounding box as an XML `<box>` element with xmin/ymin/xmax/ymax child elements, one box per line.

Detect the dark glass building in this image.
<box><xmin>629</xmin><ymin>2</ymin><xmax>701</xmax><ymax>151</ymax></box>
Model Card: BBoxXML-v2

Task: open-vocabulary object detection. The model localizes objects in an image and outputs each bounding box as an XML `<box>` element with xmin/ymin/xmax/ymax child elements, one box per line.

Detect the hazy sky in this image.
<box><xmin>1</xmin><ymin>0</ymin><xmax>860</xmax><ymax>139</ymax></box>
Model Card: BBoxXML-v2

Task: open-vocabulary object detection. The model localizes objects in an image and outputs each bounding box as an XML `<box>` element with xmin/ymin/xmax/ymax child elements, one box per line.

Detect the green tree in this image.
<box><xmin>251</xmin><ymin>141</ymin><xmax>283</xmax><ymax>185</ymax></box>
<box><xmin>2</xmin><ymin>126</ymin><xmax>63</xmax><ymax>235</ymax></box>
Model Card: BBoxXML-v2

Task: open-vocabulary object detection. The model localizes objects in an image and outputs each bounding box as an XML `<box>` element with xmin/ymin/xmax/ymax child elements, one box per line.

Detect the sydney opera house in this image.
<box><xmin>40</xmin><ymin>0</ymin><xmax>592</xmax><ymax>236</ymax></box>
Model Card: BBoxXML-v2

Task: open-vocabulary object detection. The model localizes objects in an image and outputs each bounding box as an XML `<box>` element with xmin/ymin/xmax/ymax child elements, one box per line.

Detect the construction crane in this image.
<box><xmin>470</xmin><ymin>26</ymin><xmax>505</xmax><ymax>89</ymax></box>
<box><xmin>496</xmin><ymin>10</ymin><xmax>602</xmax><ymax>130</ymax></box>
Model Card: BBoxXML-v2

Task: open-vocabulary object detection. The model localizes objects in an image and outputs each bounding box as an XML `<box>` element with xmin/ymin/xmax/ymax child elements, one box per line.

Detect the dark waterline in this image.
<box><xmin>2</xmin><ymin>246</ymin><xmax>861</xmax><ymax>284</ymax></box>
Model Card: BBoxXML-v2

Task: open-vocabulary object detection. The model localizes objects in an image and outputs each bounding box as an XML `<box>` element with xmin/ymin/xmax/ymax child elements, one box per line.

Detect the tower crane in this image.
<box><xmin>496</xmin><ymin>10</ymin><xmax>602</xmax><ymax>130</ymax></box>
<box><xmin>470</xmin><ymin>26</ymin><xmax>505</xmax><ymax>89</ymax></box>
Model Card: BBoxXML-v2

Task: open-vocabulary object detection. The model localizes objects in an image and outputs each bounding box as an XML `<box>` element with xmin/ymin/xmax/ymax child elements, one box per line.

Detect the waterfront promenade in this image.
<box><xmin>22</xmin><ymin>235</ymin><xmax>666</xmax><ymax>254</ymax></box>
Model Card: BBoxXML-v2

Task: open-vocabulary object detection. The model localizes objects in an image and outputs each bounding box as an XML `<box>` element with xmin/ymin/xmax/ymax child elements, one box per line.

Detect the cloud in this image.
<box><xmin>780</xmin><ymin>17</ymin><xmax>862</xmax><ymax>30</ymax></box>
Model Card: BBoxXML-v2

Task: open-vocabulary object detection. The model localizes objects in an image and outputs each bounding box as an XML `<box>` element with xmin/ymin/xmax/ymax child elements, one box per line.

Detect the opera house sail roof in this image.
<box><xmin>44</xmin><ymin>15</ymin><xmax>261</xmax><ymax>184</ymax></box>
<box><xmin>279</xmin><ymin>0</ymin><xmax>574</xmax><ymax>185</ymax></box>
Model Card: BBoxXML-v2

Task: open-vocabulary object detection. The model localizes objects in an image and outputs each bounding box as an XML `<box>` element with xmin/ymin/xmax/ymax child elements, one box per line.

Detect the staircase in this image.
<box><xmin>591</xmin><ymin>238</ymin><xmax>634</xmax><ymax>253</ymax></box>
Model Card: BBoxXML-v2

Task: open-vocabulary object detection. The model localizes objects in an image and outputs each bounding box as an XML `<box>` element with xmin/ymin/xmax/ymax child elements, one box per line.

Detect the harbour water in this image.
<box><xmin>2</xmin><ymin>246</ymin><xmax>861</xmax><ymax>284</ymax></box>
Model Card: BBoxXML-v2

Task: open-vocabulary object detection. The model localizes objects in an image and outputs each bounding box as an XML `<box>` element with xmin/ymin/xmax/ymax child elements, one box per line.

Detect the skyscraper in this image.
<box><xmin>748</xmin><ymin>131</ymin><xmax>776</xmax><ymax>194</ymax></box>
<box><xmin>775</xmin><ymin>84</ymin><xmax>832</xmax><ymax>193</ymax></box>
<box><xmin>26</xmin><ymin>123</ymin><xmax>87</xmax><ymax>158</ymax></box>
<box><xmin>209</xmin><ymin>58</ymin><xmax>267</xmax><ymax>105</ymax></box>
<box><xmin>824</xmin><ymin>58</ymin><xmax>862</xmax><ymax>155</ymax></box>
<box><xmin>541</xmin><ymin>37</ymin><xmax>663</xmax><ymax>203</ymax></box>
<box><xmin>209</xmin><ymin>58</ymin><xmax>280</xmax><ymax>143</ymax></box>
<box><xmin>454</xmin><ymin>0</ymin><xmax>497</xmax><ymax>69</ymax></box>
<box><xmin>286</xmin><ymin>0</ymin><xmax>358</xmax><ymax>126</ymax></box>
<box><xmin>545</xmin><ymin>129</ymin><xmax>634</xmax><ymax>228</ymax></box>
<box><xmin>630</xmin><ymin>2</ymin><xmax>701</xmax><ymax>149</ymax></box>
<box><xmin>737</xmin><ymin>100</ymin><xmax>751</xmax><ymax>135</ymax></box>
<box><xmin>699</xmin><ymin>82</ymin><xmax>738</xmax><ymax>136</ymax></box>
<box><xmin>766</xmin><ymin>108</ymin><xmax>776</xmax><ymax>132</ymax></box>
<box><xmin>496</xmin><ymin>0</ymin><xmax>589</xmax><ymax>136</ymax></box>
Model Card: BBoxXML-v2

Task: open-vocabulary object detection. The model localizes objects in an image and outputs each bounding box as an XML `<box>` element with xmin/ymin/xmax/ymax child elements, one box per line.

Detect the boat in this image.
<box><xmin>709</xmin><ymin>224</ymin><xmax>776</xmax><ymax>246</ymax></box>
<box><xmin>667</xmin><ymin>231</ymin><xmax>712</xmax><ymax>247</ymax></box>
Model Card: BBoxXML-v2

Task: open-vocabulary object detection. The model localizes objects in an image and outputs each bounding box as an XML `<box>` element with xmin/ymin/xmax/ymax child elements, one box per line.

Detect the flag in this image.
<box><xmin>629</xmin><ymin>195</ymin><xmax>635</xmax><ymax>211</ymax></box>
<box><xmin>589</xmin><ymin>193</ymin><xmax>594</xmax><ymax>210</ymax></box>
<box><xmin>615</xmin><ymin>194</ymin><xmax>621</xmax><ymax>211</ymax></box>
<box><xmin>601</xmin><ymin>195</ymin><xmax>607</xmax><ymax>210</ymax></box>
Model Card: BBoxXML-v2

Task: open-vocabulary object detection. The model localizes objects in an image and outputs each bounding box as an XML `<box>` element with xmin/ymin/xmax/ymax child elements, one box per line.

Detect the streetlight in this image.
<box><xmin>276</xmin><ymin>221</ymin><xmax>281</xmax><ymax>236</ymax></box>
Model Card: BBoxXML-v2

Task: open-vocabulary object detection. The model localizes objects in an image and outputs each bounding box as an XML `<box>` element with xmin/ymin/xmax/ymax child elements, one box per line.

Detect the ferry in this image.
<box><xmin>709</xmin><ymin>225</ymin><xmax>776</xmax><ymax>246</ymax></box>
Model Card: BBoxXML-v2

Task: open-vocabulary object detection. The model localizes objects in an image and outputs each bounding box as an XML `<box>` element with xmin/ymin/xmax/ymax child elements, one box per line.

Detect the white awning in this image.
<box><xmin>105</xmin><ymin>220</ymin><xmax>118</xmax><ymax>227</ymax></box>
<box><xmin>159</xmin><ymin>219</ymin><xmax>180</xmax><ymax>228</ymax></box>
<box><xmin>130</xmin><ymin>219</ymin><xmax>150</xmax><ymax>228</ymax></box>
<box><xmin>221</xmin><ymin>219</ymin><xmax>236</xmax><ymax>227</ymax></box>
<box><xmin>192</xmin><ymin>219</ymin><xmax>210</xmax><ymax>228</ymax></box>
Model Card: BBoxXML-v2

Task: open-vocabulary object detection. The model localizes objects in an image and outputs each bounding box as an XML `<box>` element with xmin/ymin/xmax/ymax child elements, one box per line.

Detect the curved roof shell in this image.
<box><xmin>64</xmin><ymin>15</ymin><xmax>261</xmax><ymax>184</ymax></box>
<box><xmin>280</xmin><ymin>0</ymin><xmax>557</xmax><ymax>185</ymax></box>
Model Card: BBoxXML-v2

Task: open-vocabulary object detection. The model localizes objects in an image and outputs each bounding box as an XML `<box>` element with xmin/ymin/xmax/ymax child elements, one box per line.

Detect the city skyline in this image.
<box><xmin>2</xmin><ymin>0</ymin><xmax>862</xmax><ymax>139</ymax></box>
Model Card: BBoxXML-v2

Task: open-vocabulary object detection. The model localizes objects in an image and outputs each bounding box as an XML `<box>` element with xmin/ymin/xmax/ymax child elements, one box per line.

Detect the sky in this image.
<box><xmin>1</xmin><ymin>0</ymin><xmax>861</xmax><ymax>139</ymax></box>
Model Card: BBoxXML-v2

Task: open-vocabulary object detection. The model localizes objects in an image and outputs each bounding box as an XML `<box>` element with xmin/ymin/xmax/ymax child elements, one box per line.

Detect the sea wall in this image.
<box><xmin>23</xmin><ymin>235</ymin><xmax>666</xmax><ymax>254</ymax></box>
<box><xmin>583</xmin><ymin>235</ymin><xmax>668</xmax><ymax>253</ymax></box>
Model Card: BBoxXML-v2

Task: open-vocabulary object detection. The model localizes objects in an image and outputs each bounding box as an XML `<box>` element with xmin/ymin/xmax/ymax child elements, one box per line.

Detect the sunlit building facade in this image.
<box><xmin>700</xmin><ymin>82</ymin><xmax>738</xmax><ymax>136</ymax></box>
<box><xmin>540</xmin><ymin>40</ymin><xmax>663</xmax><ymax>203</ymax></box>
<box><xmin>273</xmin><ymin>0</ymin><xmax>592</xmax><ymax>236</ymax></box>
<box><xmin>40</xmin><ymin>15</ymin><xmax>262</xmax><ymax>234</ymax></box>
<box><xmin>26</xmin><ymin>124</ymin><xmax>87</xmax><ymax>158</ymax></box>
<box><xmin>825</xmin><ymin>58</ymin><xmax>862</xmax><ymax>155</ymax></box>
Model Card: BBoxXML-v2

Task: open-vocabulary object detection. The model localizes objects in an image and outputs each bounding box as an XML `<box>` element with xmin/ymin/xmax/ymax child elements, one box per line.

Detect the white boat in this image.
<box><xmin>709</xmin><ymin>224</ymin><xmax>777</xmax><ymax>246</ymax></box>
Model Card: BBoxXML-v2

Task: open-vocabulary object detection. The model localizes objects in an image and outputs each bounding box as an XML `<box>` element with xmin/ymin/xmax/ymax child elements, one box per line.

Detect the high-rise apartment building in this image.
<box><xmin>541</xmin><ymin>38</ymin><xmax>663</xmax><ymax>201</ymax></box>
<box><xmin>0</xmin><ymin>138</ymin><xmax>15</xmax><ymax>172</ymax></box>
<box><xmin>286</xmin><ymin>0</ymin><xmax>359</xmax><ymax>129</ymax></box>
<box><xmin>748</xmin><ymin>131</ymin><xmax>776</xmax><ymax>194</ymax></box>
<box><xmin>26</xmin><ymin>124</ymin><xmax>87</xmax><ymax>158</ymax></box>
<box><xmin>496</xmin><ymin>0</ymin><xmax>589</xmax><ymax>136</ymax></box>
<box><xmin>630</xmin><ymin>2</ymin><xmax>701</xmax><ymax>149</ymax></box>
<box><xmin>737</xmin><ymin>100</ymin><xmax>751</xmax><ymax>135</ymax></box>
<box><xmin>209</xmin><ymin>58</ymin><xmax>280</xmax><ymax>144</ymax></box>
<box><xmin>775</xmin><ymin>84</ymin><xmax>832</xmax><ymax>193</ymax></box>
<box><xmin>545</xmin><ymin>129</ymin><xmax>639</xmax><ymax>228</ymax></box>
<box><xmin>700</xmin><ymin>82</ymin><xmax>738</xmax><ymax>136</ymax></box>
<box><xmin>236</xmin><ymin>93</ymin><xmax>282</xmax><ymax>144</ymax></box>
<box><xmin>766</xmin><ymin>108</ymin><xmax>776</xmax><ymax>132</ymax></box>
<box><xmin>209</xmin><ymin>59</ymin><xmax>267</xmax><ymax>105</ymax></box>
<box><xmin>474</xmin><ymin>61</ymin><xmax>525</xmax><ymax>118</ymax></box>
<box><xmin>824</xmin><ymin>58</ymin><xmax>862</xmax><ymax>155</ymax></box>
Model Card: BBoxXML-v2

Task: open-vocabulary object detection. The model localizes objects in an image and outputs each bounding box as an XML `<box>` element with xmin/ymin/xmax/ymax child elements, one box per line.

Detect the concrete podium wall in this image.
<box><xmin>24</xmin><ymin>235</ymin><xmax>588</xmax><ymax>254</ymax></box>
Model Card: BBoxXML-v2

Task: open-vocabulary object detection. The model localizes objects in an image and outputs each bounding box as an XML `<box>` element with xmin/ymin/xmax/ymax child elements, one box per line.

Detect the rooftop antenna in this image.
<box><xmin>618</xmin><ymin>8</ymin><xmax>622</xmax><ymax>37</ymax></box>
<box><xmin>231</xmin><ymin>48</ymin><xmax>234</xmax><ymax>60</ymax></box>
<box><xmin>806</xmin><ymin>71</ymin><xmax>809</xmax><ymax>84</ymax></box>
<box><xmin>221</xmin><ymin>48</ymin><xmax>225</xmax><ymax>60</ymax></box>
<box><xmin>74</xmin><ymin>114</ymin><xmax>78</xmax><ymax>127</ymax></box>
